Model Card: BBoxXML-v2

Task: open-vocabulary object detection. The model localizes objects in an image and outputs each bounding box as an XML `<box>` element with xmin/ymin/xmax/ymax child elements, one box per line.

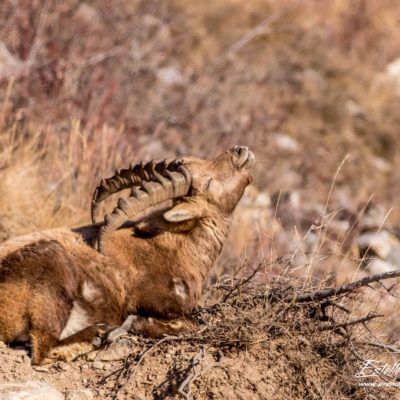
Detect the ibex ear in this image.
<box><xmin>163</xmin><ymin>201</ymin><xmax>202</xmax><ymax>222</ymax></box>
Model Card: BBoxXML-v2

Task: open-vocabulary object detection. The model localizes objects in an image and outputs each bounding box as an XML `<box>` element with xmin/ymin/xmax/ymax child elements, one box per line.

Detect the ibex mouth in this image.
<box><xmin>233</xmin><ymin>146</ymin><xmax>255</xmax><ymax>170</ymax></box>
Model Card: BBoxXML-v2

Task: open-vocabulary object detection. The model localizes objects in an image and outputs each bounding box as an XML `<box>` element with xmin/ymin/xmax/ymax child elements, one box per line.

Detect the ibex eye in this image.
<box><xmin>205</xmin><ymin>178</ymin><xmax>213</xmax><ymax>190</ymax></box>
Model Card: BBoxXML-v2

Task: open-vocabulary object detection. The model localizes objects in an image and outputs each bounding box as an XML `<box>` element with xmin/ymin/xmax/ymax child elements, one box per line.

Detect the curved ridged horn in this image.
<box><xmin>97</xmin><ymin>167</ymin><xmax>191</xmax><ymax>253</ymax></box>
<box><xmin>91</xmin><ymin>158</ymin><xmax>178</xmax><ymax>223</ymax></box>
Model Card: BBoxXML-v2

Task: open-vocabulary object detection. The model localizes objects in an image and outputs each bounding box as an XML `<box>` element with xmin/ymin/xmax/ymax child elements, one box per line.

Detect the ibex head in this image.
<box><xmin>91</xmin><ymin>146</ymin><xmax>254</xmax><ymax>252</ymax></box>
<box><xmin>164</xmin><ymin>146</ymin><xmax>254</xmax><ymax>222</ymax></box>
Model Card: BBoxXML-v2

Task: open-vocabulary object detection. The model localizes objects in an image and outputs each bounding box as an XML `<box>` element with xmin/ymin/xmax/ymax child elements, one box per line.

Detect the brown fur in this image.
<box><xmin>0</xmin><ymin>147</ymin><xmax>254</xmax><ymax>364</ymax></box>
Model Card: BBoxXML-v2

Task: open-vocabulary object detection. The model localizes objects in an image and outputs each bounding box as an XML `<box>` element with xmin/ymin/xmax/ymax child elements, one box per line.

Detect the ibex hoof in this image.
<box><xmin>106</xmin><ymin>327</ymin><xmax>127</xmax><ymax>343</ymax></box>
<box><xmin>106</xmin><ymin>315</ymin><xmax>137</xmax><ymax>343</ymax></box>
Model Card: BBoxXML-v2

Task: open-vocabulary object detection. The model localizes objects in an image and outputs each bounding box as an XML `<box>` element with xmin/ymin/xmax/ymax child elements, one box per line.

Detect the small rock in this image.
<box><xmin>271</xmin><ymin>133</ymin><xmax>299</xmax><ymax>152</ymax></box>
<box><xmin>386</xmin><ymin>58</ymin><xmax>400</xmax><ymax>81</ymax></box>
<box><xmin>367</xmin><ymin>258</ymin><xmax>395</xmax><ymax>275</ymax></box>
<box><xmin>345</xmin><ymin>99</ymin><xmax>365</xmax><ymax>118</ymax></box>
<box><xmin>92</xmin><ymin>337</ymin><xmax>102</xmax><ymax>348</ymax></box>
<box><xmin>156</xmin><ymin>66</ymin><xmax>185</xmax><ymax>86</ymax></box>
<box><xmin>86</xmin><ymin>350</ymin><xmax>100</xmax><ymax>361</ymax></box>
<box><xmin>357</xmin><ymin>230</ymin><xmax>400</xmax><ymax>261</ymax></box>
<box><xmin>54</xmin><ymin>361</ymin><xmax>69</xmax><ymax>372</ymax></box>
<box><xmin>0</xmin><ymin>381</ymin><xmax>63</xmax><ymax>400</ymax></box>
<box><xmin>92</xmin><ymin>360</ymin><xmax>105</xmax><ymax>370</ymax></box>
<box><xmin>65</xmin><ymin>389</ymin><xmax>93</xmax><ymax>400</ymax></box>
<box><xmin>372</xmin><ymin>157</ymin><xmax>391</xmax><ymax>174</ymax></box>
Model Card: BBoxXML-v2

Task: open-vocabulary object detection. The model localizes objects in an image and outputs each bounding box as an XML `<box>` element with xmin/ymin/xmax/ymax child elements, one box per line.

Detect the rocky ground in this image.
<box><xmin>0</xmin><ymin>338</ymin><xmax>321</xmax><ymax>400</ymax></box>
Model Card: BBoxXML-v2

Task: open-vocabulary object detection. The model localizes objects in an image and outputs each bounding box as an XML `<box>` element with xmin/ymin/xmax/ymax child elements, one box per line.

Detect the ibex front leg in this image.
<box><xmin>107</xmin><ymin>315</ymin><xmax>196</xmax><ymax>341</ymax></box>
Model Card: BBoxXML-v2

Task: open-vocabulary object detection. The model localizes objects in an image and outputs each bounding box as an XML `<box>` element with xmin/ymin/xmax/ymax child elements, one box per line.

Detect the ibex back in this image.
<box><xmin>0</xmin><ymin>146</ymin><xmax>254</xmax><ymax>364</ymax></box>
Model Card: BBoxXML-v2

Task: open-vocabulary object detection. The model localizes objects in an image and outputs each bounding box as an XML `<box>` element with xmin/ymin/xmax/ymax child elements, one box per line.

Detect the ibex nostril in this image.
<box><xmin>233</xmin><ymin>146</ymin><xmax>248</xmax><ymax>157</ymax></box>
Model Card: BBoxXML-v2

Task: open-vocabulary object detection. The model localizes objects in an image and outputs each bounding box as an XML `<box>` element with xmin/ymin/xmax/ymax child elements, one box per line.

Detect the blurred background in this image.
<box><xmin>1</xmin><ymin>0</ymin><xmax>400</xmax><ymax>338</ymax></box>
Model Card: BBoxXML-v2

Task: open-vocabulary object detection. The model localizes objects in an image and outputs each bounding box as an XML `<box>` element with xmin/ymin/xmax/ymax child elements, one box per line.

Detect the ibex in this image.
<box><xmin>0</xmin><ymin>146</ymin><xmax>254</xmax><ymax>364</ymax></box>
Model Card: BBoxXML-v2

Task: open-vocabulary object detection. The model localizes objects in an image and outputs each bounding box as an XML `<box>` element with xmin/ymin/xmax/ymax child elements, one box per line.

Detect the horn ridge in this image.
<box><xmin>97</xmin><ymin>166</ymin><xmax>191</xmax><ymax>253</ymax></box>
<box><xmin>90</xmin><ymin>158</ymin><xmax>181</xmax><ymax>223</ymax></box>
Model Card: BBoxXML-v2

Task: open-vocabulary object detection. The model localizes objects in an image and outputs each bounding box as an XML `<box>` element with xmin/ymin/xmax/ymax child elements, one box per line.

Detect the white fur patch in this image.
<box><xmin>173</xmin><ymin>278</ymin><xmax>187</xmax><ymax>301</ymax></box>
<box><xmin>59</xmin><ymin>302</ymin><xmax>92</xmax><ymax>340</ymax></box>
<box><xmin>82</xmin><ymin>280</ymin><xmax>100</xmax><ymax>302</ymax></box>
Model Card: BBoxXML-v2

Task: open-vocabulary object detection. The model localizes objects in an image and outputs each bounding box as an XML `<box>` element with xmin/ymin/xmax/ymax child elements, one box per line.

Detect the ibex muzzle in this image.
<box><xmin>0</xmin><ymin>146</ymin><xmax>254</xmax><ymax>364</ymax></box>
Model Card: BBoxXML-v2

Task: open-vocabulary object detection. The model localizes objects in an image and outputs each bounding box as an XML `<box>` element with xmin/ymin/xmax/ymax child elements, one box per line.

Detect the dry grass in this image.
<box><xmin>0</xmin><ymin>122</ymin><xmax>132</xmax><ymax>237</ymax></box>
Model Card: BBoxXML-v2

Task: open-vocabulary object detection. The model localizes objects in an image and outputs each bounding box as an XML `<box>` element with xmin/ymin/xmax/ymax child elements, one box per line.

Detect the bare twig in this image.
<box><xmin>222</xmin><ymin>262</ymin><xmax>263</xmax><ymax>302</ymax></box>
<box><xmin>357</xmin><ymin>341</ymin><xmax>400</xmax><ymax>353</ymax></box>
<box><xmin>318</xmin><ymin>313</ymin><xmax>383</xmax><ymax>331</ymax></box>
<box><xmin>325</xmin><ymin>300</ymin><xmax>351</xmax><ymax>314</ymax></box>
<box><xmin>178</xmin><ymin>347</ymin><xmax>224</xmax><ymax>400</ymax></box>
<box><xmin>178</xmin><ymin>347</ymin><xmax>206</xmax><ymax>400</ymax></box>
<box><xmin>283</xmin><ymin>269</ymin><xmax>400</xmax><ymax>303</ymax></box>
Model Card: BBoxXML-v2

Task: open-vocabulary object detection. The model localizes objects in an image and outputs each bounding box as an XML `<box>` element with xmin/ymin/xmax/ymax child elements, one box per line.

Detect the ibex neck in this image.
<box><xmin>190</xmin><ymin>214</ymin><xmax>231</xmax><ymax>279</ymax></box>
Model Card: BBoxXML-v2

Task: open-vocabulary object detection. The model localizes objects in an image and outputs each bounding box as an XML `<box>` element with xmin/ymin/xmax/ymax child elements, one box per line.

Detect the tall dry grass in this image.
<box><xmin>0</xmin><ymin>118</ymin><xmax>133</xmax><ymax>238</ymax></box>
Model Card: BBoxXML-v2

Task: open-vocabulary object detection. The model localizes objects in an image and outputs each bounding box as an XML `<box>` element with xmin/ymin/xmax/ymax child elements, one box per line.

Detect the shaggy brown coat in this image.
<box><xmin>0</xmin><ymin>147</ymin><xmax>254</xmax><ymax>364</ymax></box>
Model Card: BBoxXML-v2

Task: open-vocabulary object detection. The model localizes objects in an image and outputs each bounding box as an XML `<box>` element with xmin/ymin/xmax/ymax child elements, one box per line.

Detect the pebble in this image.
<box><xmin>357</xmin><ymin>230</ymin><xmax>400</xmax><ymax>265</ymax></box>
<box><xmin>92</xmin><ymin>360</ymin><xmax>105</xmax><ymax>370</ymax></box>
<box><xmin>54</xmin><ymin>362</ymin><xmax>70</xmax><ymax>372</ymax></box>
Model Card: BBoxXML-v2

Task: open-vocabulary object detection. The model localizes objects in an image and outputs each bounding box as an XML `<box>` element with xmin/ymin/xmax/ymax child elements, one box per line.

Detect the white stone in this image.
<box><xmin>156</xmin><ymin>66</ymin><xmax>184</xmax><ymax>86</ymax></box>
<box><xmin>271</xmin><ymin>133</ymin><xmax>299</xmax><ymax>152</ymax></box>
<box><xmin>0</xmin><ymin>381</ymin><xmax>63</xmax><ymax>400</ymax></box>
<box><xmin>357</xmin><ymin>231</ymin><xmax>400</xmax><ymax>260</ymax></box>
<box><xmin>367</xmin><ymin>258</ymin><xmax>395</xmax><ymax>275</ymax></box>
<box><xmin>386</xmin><ymin>58</ymin><xmax>400</xmax><ymax>80</ymax></box>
